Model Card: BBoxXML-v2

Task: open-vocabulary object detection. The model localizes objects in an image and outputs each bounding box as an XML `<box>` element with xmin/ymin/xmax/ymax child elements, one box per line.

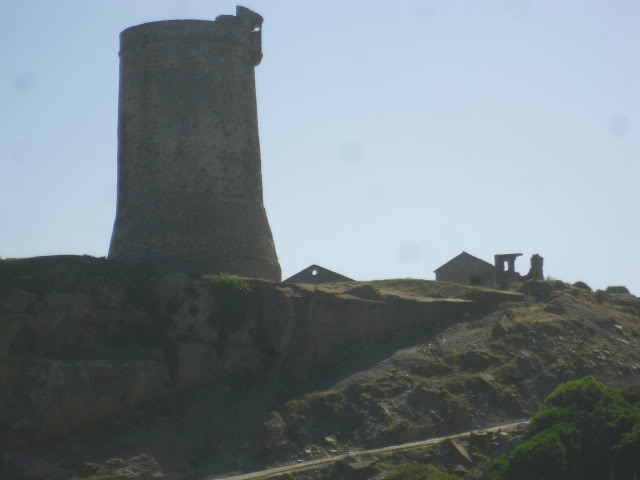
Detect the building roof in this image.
<box><xmin>283</xmin><ymin>264</ymin><xmax>354</xmax><ymax>284</ymax></box>
<box><xmin>494</xmin><ymin>253</ymin><xmax>523</xmax><ymax>260</ymax></box>
<box><xmin>433</xmin><ymin>251</ymin><xmax>494</xmax><ymax>273</ymax></box>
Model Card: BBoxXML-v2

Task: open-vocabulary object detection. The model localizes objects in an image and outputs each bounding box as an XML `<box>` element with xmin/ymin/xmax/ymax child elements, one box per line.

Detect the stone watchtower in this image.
<box><xmin>108</xmin><ymin>6</ymin><xmax>281</xmax><ymax>281</ymax></box>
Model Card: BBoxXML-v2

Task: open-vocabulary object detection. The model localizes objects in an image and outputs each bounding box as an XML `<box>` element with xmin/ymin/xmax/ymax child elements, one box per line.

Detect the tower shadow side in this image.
<box><xmin>108</xmin><ymin>8</ymin><xmax>281</xmax><ymax>281</ymax></box>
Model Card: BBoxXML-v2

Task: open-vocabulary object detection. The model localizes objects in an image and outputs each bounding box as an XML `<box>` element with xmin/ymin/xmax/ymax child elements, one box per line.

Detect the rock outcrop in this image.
<box><xmin>2</xmin><ymin>256</ymin><xmax>639</xmax><ymax>479</ymax></box>
<box><xmin>0</xmin><ymin>255</ymin><xmax>510</xmax><ymax>447</ymax></box>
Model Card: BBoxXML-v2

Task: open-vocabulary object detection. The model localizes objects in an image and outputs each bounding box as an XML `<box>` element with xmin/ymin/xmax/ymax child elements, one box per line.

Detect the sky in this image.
<box><xmin>1</xmin><ymin>1</ymin><xmax>638</xmax><ymax>293</ymax></box>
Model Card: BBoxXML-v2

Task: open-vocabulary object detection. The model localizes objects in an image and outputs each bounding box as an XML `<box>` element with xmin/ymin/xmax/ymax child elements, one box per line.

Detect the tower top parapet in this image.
<box><xmin>120</xmin><ymin>5</ymin><xmax>263</xmax><ymax>65</ymax></box>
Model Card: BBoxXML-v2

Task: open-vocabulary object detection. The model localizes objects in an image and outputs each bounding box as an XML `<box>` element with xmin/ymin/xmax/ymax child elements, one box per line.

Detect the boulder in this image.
<box><xmin>519</xmin><ymin>280</ymin><xmax>555</xmax><ymax>301</ymax></box>
<box><xmin>543</xmin><ymin>295</ymin><xmax>592</xmax><ymax>319</ymax></box>
<box><xmin>573</xmin><ymin>281</ymin><xmax>592</xmax><ymax>291</ymax></box>
<box><xmin>448</xmin><ymin>438</ymin><xmax>472</xmax><ymax>463</ymax></box>
<box><xmin>606</xmin><ymin>286</ymin><xmax>630</xmax><ymax>295</ymax></box>
<box><xmin>262</xmin><ymin>412</ymin><xmax>288</xmax><ymax>451</ymax></box>
<box><xmin>491</xmin><ymin>315</ymin><xmax>514</xmax><ymax>339</ymax></box>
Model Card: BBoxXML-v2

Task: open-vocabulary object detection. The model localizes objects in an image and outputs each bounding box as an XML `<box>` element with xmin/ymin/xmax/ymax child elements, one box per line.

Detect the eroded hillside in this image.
<box><xmin>1</xmin><ymin>256</ymin><xmax>639</xmax><ymax>479</ymax></box>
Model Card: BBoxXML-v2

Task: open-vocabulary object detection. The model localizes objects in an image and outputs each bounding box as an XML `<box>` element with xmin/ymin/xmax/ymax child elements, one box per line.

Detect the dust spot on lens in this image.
<box><xmin>414</xmin><ymin>3</ymin><xmax>437</xmax><ymax>25</ymax></box>
<box><xmin>14</xmin><ymin>71</ymin><xmax>36</xmax><ymax>94</ymax></box>
<box><xmin>340</xmin><ymin>141</ymin><xmax>361</xmax><ymax>165</ymax></box>
<box><xmin>610</xmin><ymin>115</ymin><xmax>630</xmax><ymax>138</ymax></box>
<box><xmin>11</xmin><ymin>142</ymin><xmax>31</xmax><ymax>163</ymax></box>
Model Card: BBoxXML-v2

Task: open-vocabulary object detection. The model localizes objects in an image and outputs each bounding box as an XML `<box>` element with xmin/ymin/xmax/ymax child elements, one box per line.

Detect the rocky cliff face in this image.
<box><xmin>0</xmin><ymin>256</ymin><xmax>502</xmax><ymax>449</ymax></box>
<box><xmin>3</xmin><ymin>256</ymin><xmax>638</xmax><ymax>480</ymax></box>
<box><xmin>262</xmin><ymin>280</ymin><xmax>640</xmax><ymax>475</ymax></box>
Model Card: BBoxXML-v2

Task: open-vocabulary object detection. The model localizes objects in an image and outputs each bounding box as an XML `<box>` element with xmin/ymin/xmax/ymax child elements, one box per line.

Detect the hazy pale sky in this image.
<box><xmin>1</xmin><ymin>1</ymin><xmax>638</xmax><ymax>293</ymax></box>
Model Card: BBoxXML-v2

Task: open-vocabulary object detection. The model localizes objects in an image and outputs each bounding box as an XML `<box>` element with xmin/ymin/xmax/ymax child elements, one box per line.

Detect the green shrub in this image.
<box><xmin>572</xmin><ymin>281</ymin><xmax>592</xmax><ymax>291</ymax></box>
<box><xmin>486</xmin><ymin>456</ymin><xmax>509</xmax><ymax>480</ymax></box>
<box><xmin>612</xmin><ymin>423</ymin><xmax>640</xmax><ymax>477</ymax></box>
<box><xmin>606</xmin><ymin>285</ymin><xmax>630</xmax><ymax>295</ymax></box>
<box><xmin>487</xmin><ymin>377</ymin><xmax>640</xmax><ymax>480</ymax></box>
<box><xmin>203</xmin><ymin>272</ymin><xmax>252</xmax><ymax>296</ymax></box>
<box><xmin>506</xmin><ymin>424</ymin><xmax>578</xmax><ymax>480</ymax></box>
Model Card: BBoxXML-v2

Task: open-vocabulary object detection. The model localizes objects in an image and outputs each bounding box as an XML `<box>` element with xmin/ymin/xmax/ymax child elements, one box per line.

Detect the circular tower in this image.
<box><xmin>109</xmin><ymin>6</ymin><xmax>281</xmax><ymax>281</ymax></box>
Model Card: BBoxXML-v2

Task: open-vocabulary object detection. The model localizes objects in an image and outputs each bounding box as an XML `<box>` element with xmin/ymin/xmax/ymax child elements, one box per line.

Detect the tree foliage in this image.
<box><xmin>487</xmin><ymin>377</ymin><xmax>640</xmax><ymax>480</ymax></box>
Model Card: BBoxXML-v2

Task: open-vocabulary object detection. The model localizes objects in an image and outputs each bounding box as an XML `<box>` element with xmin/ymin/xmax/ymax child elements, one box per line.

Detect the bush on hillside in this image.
<box><xmin>572</xmin><ymin>281</ymin><xmax>592</xmax><ymax>291</ymax></box>
<box><xmin>486</xmin><ymin>377</ymin><xmax>640</xmax><ymax>480</ymax></box>
<box><xmin>606</xmin><ymin>286</ymin><xmax>630</xmax><ymax>295</ymax></box>
<box><xmin>519</xmin><ymin>280</ymin><xmax>555</xmax><ymax>301</ymax></box>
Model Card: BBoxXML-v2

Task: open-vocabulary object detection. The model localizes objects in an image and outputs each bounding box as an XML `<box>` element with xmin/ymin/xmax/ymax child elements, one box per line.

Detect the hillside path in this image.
<box><xmin>206</xmin><ymin>420</ymin><xmax>528</xmax><ymax>480</ymax></box>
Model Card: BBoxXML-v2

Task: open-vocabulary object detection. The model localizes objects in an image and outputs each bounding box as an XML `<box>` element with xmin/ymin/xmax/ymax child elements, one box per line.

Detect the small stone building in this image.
<box><xmin>284</xmin><ymin>264</ymin><xmax>353</xmax><ymax>284</ymax></box>
<box><xmin>434</xmin><ymin>251</ymin><xmax>495</xmax><ymax>287</ymax></box>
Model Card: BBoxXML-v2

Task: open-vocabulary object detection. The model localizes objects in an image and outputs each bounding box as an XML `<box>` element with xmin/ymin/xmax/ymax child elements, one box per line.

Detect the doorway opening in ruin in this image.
<box><xmin>469</xmin><ymin>275</ymin><xmax>482</xmax><ymax>286</ymax></box>
<box><xmin>9</xmin><ymin>328</ymin><xmax>38</xmax><ymax>357</ymax></box>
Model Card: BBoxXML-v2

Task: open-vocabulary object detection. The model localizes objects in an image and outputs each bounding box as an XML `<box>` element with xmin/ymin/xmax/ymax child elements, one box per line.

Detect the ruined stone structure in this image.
<box><xmin>435</xmin><ymin>252</ymin><xmax>546</xmax><ymax>289</ymax></box>
<box><xmin>524</xmin><ymin>254</ymin><xmax>544</xmax><ymax>281</ymax></box>
<box><xmin>494</xmin><ymin>253</ymin><xmax>523</xmax><ymax>288</ymax></box>
<box><xmin>109</xmin><ymin>7</ymin><xmax>281</xmax><ymax>281</ymax></box>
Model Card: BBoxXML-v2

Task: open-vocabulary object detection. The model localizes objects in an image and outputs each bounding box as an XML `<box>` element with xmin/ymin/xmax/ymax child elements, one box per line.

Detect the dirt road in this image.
<box><xmin>207</xmin><ymin>420</ymin><xmax>528</xmax><ymax>480</ymax></box>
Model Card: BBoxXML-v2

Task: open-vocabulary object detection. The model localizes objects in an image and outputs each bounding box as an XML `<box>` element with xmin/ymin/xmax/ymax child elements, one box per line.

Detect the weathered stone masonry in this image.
<box><xmin>109</xmin><ymin>7</ymin><xmax>281</xmax><ymax>280</ymax></box>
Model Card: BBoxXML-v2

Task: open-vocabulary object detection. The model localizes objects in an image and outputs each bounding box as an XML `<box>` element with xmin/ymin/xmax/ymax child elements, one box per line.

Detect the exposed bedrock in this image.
<box><xmin>0</xmin><ymin>256</ymin><xmax>517</xmax><ymax>446</ymax></box>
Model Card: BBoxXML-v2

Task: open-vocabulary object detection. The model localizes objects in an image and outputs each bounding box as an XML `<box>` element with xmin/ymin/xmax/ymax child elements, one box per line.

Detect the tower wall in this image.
<box><xmin>109</xmin><ymin>7</ymin><xmax>281</xmax><ymax>281</ymax></box>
